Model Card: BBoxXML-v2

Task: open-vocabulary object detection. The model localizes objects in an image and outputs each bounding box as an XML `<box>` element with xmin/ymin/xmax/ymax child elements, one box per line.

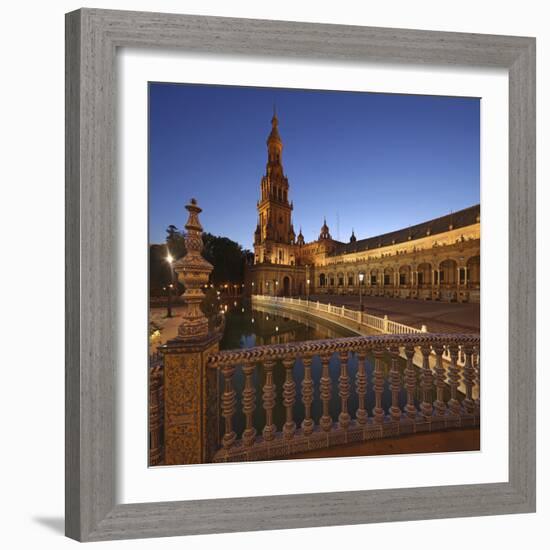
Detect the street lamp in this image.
<box><xmin>165</xmin><ymin>252</ymin><xmax>174</xmax><ymax>318</ymax></box>
<box><xmin>358</xmin><ymin>272</ymin><xmax>365</xmax><ymax>322</ymax></box>
<box><xmin>306</xmin><ymin>278</ymin><xmax>310</xmax><ymax>305</ymax></box>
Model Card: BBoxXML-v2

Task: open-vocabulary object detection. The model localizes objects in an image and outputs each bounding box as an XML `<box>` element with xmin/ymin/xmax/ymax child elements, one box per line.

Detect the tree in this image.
<box><xmin>165</xmin><ymin>225</ymin><xmax>186</xmax><ymax>260</ymax></box>
<box><xmin>149</xmin><ymin>226</ymin><xmax>250</xmax><ymax>294</ymax></box>
<box><xmin>201</xmin><ymin>232</ymin><xmax>247</xmax><ymax>285</ymax></box>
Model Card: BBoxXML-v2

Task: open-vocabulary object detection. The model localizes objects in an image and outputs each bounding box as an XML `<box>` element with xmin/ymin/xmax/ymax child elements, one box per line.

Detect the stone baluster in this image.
<box><xmin>462</xmin><ymin>345</ymin><xmax>475</xmax><ymax>415</ymax></box>
<box><xmin>319</xmin><ymin>353</ymin><xmax>333</xmax><ymax>432</ymax></box>
<box><xmin>372</xmin><ymin>348</ymin><xmax>385</xmax><ymax>423</ymax></box>
<box><xmin>282</xmin><ymin>357</ymin><xmax>296</xmax><ymax>439</ymax></box>
<box><xmin>446</xmin><ymin>344</ymin><xmax>461</xmax><ymax>416</ymax></box>
<box><xmin>221</xmin><ymin>364</ymin><xmax>237</xmax><ymax>449</ymax></box>
<box><xmin>241</xmin><ymin>361</ymin><xmax>257</xmax><ymax>446</ymax></box>
<box><xmin>301</xmin><ymin>355</ymin><xmax>314</xmax><ymax>435</ymax></box>
<box><xmin>389</xmin><ymin>346</ymin><xmax>402</xmax><ymax>422</ymax></box>
<box><xmin>433</xmin><ymin>344</ymin><xmax>447</xmax><ymax>416</ymax></box>
<box><xmin>262</xmin><ymin>359</ymin><xmax>277</xmax><ymax>441</ymax></box>
<box><xmin>420</xmin><ymin>345</ymin><xmax>433</xmax><ymax>419</ymax></box>
<box><xmin>338</xmin><ymin>351</ymin><xmax>351</xmax><ymax>429</ymax></box>
<box><xmin>403</xmin><ymin>344</ymin><xmax>417</xmax><ymax>419</ymax></box>
<box><xmin>355</xmin><ymin>351</ymin><xmax>368</xmax><ymax>425</ymax></box>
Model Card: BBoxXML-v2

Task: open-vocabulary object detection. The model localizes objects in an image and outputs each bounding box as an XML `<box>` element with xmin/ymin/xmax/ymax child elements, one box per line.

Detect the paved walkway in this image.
<box><xmin>285</xmin><ymin>428</ymin><xmax>479</xmax><ymax>460</ymax></box>
<box><xmin>307</xmin><ymin>294</ymin><xmax>480</xmax><ymax>333</ymax></box>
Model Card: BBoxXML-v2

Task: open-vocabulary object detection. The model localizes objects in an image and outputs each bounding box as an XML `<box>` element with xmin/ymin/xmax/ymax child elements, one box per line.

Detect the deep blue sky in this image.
<box><xmin>149</xmin><ymin>83</ymin><xmax>479</xmax><ymax>249</ymax></box>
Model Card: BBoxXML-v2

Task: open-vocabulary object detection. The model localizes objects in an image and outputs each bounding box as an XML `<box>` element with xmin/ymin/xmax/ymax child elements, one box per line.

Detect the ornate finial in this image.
<box><xmin>171</xmin><ymin>198</ymin><xmax>214</xmax><ymax>342</ymax></box>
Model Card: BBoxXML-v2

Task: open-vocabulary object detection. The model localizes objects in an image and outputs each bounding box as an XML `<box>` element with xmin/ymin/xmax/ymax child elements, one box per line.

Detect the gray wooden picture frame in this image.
<box><xmin>65</xmin><ymin>8</ymin><xmax>536</xmax><ymax>542</ymax></box>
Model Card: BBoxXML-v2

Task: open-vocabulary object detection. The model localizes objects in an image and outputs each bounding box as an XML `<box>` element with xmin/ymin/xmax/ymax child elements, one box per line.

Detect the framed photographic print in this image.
<box><xmin>65</xmin><ymin>8</ymin><xmax>536</xmax><ymax>542</ymax></box>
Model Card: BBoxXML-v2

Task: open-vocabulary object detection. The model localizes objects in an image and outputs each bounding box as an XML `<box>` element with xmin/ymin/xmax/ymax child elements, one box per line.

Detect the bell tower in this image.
<box><xmin>257</xmin><ymin>110</ymin><xmax>294</xmax><ymax>245</ymax></box>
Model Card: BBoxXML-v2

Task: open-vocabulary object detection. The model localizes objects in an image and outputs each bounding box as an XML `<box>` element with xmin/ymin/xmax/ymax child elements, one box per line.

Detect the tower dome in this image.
<box><xmin>319</xmin><ymin>218</ymin><xmax>331</xmax><ymax>240</ymax></box>
<box><xmin>296</xmin><ymin>227</ymin><xmax>305</xmax><ymax>246</ymax></box>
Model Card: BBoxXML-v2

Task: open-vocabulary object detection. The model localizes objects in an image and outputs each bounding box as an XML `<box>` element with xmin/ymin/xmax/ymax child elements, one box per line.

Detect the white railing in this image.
<box><xmin>252</xmin><ymin>294</ymin><xmax>424</xmax><ymax>335</ymax></box>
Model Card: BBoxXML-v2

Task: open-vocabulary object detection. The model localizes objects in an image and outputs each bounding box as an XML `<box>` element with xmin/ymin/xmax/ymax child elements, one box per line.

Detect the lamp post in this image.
<box><xmin>306</xmin><ymin>278</ymin><xmax>310</xmax><ymax>305</ymax></box>
<box><xmin>275</xmin><ymin>280</ymin><xmax>279</xmax><ymax>296</ymax></box>
<box><xmin>358</xmin><ymin>272</ymin><xmax>365</xmax><ymax>320</ymax></box>
<box><xmin>165</xmin><ymin>252</ymin><xmax>174</xmax><ymax>318</ymax></box>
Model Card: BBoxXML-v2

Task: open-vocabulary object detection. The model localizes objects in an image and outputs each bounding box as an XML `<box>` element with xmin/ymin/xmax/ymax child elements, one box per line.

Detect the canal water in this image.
<box><xmin>217</xmin><ymin>299</ymin><xmax>451</xmax><ymax>439</ymax></box>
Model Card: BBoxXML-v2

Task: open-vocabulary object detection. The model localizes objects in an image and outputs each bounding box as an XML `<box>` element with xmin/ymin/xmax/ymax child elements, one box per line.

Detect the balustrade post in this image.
<box><xmin>301</xmin><ymin>355</ymin><xmax>314</xmax><ymax>435</ymax></box>
<box><xmin>160</xmin><ymin>199</ymin><xmax>221</xmax><ymax>465</ymax></box>
<box><xmin>221</xmin><ymin>364</ymin><xmax>237</xmax><ymax>449</ymax></box>
<box><xmin>282</xmin><ymin>357</ymin><xmax>296</xmax><ymax>439</ymax></box>
<box><xmin>403</xmin><ymin>344</ymin><xmax>417</xmax><ymax>420</ymax></box>
<box><xmin>420</xmin><ymin>345</ymin><xmax>434</xmax><ymax>419</ymax></box>
<box><xmin>372</xmin><ymin>348</ymin><xmax>385</xmax><ymax>423</ymax></box>
<box><xmin>355</xmin><ymin>351</ymin><xmax>368</xmax><ymax>425</ymax></box>
<box><xmin>262</xmin><ymin>359</ymin><xmax>277</xmax><ymax>441</ymax></box>
<box><xmin>389</xmin><ymin>346</ymin><xmax>402</xmax><ymax>422</ymax></box>
<box><xmin>241</xmin><ymin>361</ymin><xmax>257</xmax><ymax>446</ymax></box>
<box><xmin>148</xmin><ymin>364</ymin><xmax>164</xmax><ymax>466</ymax></box>
<box><xmin>447</xmin><ymin>344</ymin><xmax>461</xmax><ymax>416</ymax></box>
<box><xmin>433</xmin><ymin>344</ymin><xmax>447</xmax><ymax>416</ymax></box>
<box><xmin>462</xmin><ymin>344</ymin><xmax>475</xmax><ymax>415</ymax></box>
<box><xmin>319</xmin><ymin>353</ymin><xmax>333</xmax><ymax>432</ymax></box>
<box><xmin>338</xmin><ymin>351</ymin><xmax>351</xmax><ymax>429</ymax></box>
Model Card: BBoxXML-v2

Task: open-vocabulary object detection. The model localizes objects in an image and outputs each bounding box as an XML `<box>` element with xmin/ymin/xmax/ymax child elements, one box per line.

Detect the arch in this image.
<box><xmin>282</xmin><ymin>276</ymin><xmax>291</xmax><ymax>296</ymax></box>
<box><xmin>319</xmin><ymin>273</ymin><xmax>326</xmax><ymax>287</ymax></box>
<box><xmin>398</xmin><ymin>265</ymin><xmax>411</xmax><ymax>286</ymax></box>
<box><xmin>439</xmin><ymin>259</ymin><xmax>458</xmax><ymax>285</ymax></box>
<box><xmin>383</xmin><ymin>266</ymin><xmax>394</xmax><ymax>286</ymax></box>
<box><xmin>466</xmin><ymin>255</ymin><xmax>480</xmax><ymax>288</ymax></box>
<box><xmin>369</xmin><ymin>268</ymin><xmax>379</xmax><ymax>285</ymax></box>
<box><xmin>328</xmin><ymin>273</ymin><xmax>336</xmax><ymax>287</ymax></box>
<box><xmin>347</xmin><ymin>271</ymin><xmax>355</xmax><ymax>287</ymax></box>
<box><xmin>337</xmin><ymin>271</ymin><xmax>345</xmax><ymax>287</ymax></box>
<box><xmin>417</xmin><ymin>262</ymin><xmax>432</xmax><ymax>286</ymax></box>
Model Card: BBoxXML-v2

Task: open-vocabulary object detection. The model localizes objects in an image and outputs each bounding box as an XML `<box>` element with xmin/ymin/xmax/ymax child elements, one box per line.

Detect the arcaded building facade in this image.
<box><xmin>245</xmin><ymin>114</ymin><xmax>480</xmax><ymax>303</ymax></box>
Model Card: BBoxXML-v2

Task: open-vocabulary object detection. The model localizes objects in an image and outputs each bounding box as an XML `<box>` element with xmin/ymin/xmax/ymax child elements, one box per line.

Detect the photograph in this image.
<box><xmin>148</xmin><ymin>83</ymin><xmax>481</xmax><ymax>466</ymax></box>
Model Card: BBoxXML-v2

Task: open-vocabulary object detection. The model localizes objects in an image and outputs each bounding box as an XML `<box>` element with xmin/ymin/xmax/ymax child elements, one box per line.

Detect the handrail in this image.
<box><xmin>251</xmin><ymin>294</ymin><xmax>426</xmax><ymax>334</ymax></box>
<box><xmin>207</xmin><ymin>332</ymin><xmax>479</xmax><ymax>367</ymax></box>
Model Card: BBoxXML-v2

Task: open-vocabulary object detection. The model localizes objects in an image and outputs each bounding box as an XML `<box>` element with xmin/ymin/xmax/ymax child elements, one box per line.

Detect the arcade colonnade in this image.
<box><xmin>314</xmin><ymin>252</ymin><xmax>480</xmax><ymax>303</ymax></box>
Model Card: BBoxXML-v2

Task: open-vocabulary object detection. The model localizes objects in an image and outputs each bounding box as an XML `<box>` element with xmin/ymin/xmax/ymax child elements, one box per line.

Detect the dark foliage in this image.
<box><xmin>149</xmin><ymin>226</ymin><xmax>250</xmax><ymax>292</ymax></box>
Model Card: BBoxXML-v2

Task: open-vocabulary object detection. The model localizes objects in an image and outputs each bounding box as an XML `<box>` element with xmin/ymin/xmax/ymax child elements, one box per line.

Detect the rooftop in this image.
<box><xmin>330</xmin><ymin>204</ymin><xmax>480</xmax><ymax>256</ymax></box>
